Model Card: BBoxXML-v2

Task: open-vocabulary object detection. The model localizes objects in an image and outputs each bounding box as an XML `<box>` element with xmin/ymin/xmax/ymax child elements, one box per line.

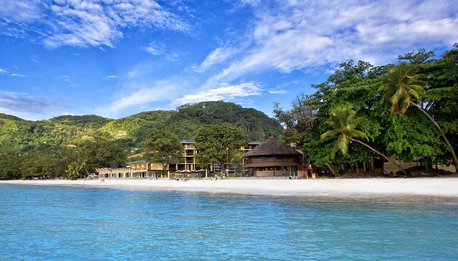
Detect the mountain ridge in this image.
<box><xmin>0</xmin><ymin>101</ymin><xmax>282</xmax><ymax>154</ymax></box>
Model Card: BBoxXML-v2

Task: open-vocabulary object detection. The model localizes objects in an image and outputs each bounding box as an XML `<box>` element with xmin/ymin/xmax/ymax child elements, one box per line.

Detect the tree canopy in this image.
<box><xmin>144</xmin><ymin>130</ymin><xmax>182</xmax><ymax>173</ymax></box>
<box><xmin>275</xmin><ymin>45</ymin><xmax>458</xmax><ymax>175</ymax></box>
<box><xmin>195</xmin><ymin>123</ymin><xmax>248</xmax><ymax>173</ymax></box>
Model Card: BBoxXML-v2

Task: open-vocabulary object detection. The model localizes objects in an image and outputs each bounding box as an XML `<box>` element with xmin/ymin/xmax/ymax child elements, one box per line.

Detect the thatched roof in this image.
<box><xmin>243</xmin><ymin>135</ymin><xmax>303</xmax><ymax>157</ymax></box>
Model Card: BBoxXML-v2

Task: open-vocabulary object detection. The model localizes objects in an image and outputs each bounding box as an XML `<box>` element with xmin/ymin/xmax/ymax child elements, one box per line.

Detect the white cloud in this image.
<box><xmin>0</xmin><ymin>90</ymin><xmax>70</xmax><ymax>120</ymax></box>
<box><xmin>0</xmin><ymin>0</ymin><xmax>190</xmax><ymax>48</ymax></box>
<box><xmin>268</xmin><ymin>89</ymin><xmax>287</xmax><ymax>94</ymax></box>
<box><xmin>0</xmin><ymin>68</ymin><xmax>29</xmax><ymax>78</ymax></box>
<box><xmin>0</xmin><ymin>0</ymin><xmax>41</xmax><ymax>22</ymax></box>
<box><xmin>239</xmin><ymin>0</ymin><xmax>262</xmax><ymax>7</ymax></box>
<box><xmin>10</xmin><ymin>73</ymin><xmax>28</xmax><ymax>78</ymax></box>
<box><xmin>100</xmin><ymin>80</ymin><xmax>180</xmax><ymax>117</ymax></box>
<box><xmin>193</xmin><ymin>47</ymin><xmax>237</xmax><ymax>73</ymax></box>
<box><xmin>174</xmin><ymin>82</ymin><xmax>262</xmax><ymax>106</ymax></box>
<box><xmin>207</xmin><ymin>0</ymin><xmax>458</xmax><ymax>85</ymax></box>
<box><xmin>142</xmin><ymin>41</ymin><xmax>181</xmax><ymax>61</ymax></box>
<box><xmin>105</xmin><ymin>75</ymin><xmax>117</xmax><ymax>79</ymax></box>
<box><xmin>143</xmin><ymin>42</ymin><xmax>162</xmax><ymax>56</ymax></box>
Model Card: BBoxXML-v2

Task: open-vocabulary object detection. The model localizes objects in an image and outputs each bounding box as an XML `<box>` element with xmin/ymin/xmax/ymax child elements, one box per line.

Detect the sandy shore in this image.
<box><xmin>2</xmin><ymin>177</ymin><xmax>458</xmax><ymax>203</ymax></box>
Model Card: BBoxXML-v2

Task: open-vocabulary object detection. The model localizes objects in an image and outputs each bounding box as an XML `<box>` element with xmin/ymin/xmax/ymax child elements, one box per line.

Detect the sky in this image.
<box><xmin>0</xmin><ymin>0</ymin><xmax>457</xmax><ymax>120</ymax></box>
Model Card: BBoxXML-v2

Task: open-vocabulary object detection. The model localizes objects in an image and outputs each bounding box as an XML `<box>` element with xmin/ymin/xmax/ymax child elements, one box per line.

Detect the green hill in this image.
<box><xmin>49</xmin><ymin>115</ymin><xmax>112</xmax><ymax>128</ymax></box>
<box><xmin>0</xmin><ymin>101</ymin><xmax>281</xmax><ymax>154</ymax></box>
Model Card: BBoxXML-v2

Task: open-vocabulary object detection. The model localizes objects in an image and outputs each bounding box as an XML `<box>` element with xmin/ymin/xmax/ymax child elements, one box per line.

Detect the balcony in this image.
<box><xmin>185</xmin><ymin>159</ymin><xmax>194</xmax><ymax>164</ymax></box>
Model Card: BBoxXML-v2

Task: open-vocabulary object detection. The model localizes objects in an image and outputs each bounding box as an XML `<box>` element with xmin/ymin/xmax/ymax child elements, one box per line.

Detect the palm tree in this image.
<box><xmin>379</xmin><ymin>62</ymin><xmax>457</xmax><ymax>171</ymax></box>
<box><xmin>321</xmin><ymin>105</ymin><xmax>406</xmax><ymax>175</ymax></box>
<box><xmin>65</xmin><ymin>161</ymin><xmax>86</xmax><ymax>180</ymax></box>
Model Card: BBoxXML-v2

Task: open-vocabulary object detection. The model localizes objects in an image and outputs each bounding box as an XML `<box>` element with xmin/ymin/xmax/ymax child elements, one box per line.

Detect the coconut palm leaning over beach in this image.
<box><xmin>321</xmin><ymin>105</ymin><xmax>407</xmax><ymax>175</ymax></box>
<box><xmin>379</xmin><ymin>62</ymin><xmax>457</xmax><ymax>172</ymax></box>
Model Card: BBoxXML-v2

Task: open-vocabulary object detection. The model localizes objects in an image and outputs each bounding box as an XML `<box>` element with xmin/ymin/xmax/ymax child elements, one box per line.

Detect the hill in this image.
<box><xmin>0</xmin><ymin>101</ymin><xmax>281</xmax><ymax>154</ymax></box>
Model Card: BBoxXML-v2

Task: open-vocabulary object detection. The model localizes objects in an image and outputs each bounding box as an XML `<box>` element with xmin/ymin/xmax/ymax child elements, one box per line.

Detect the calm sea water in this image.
<box><xmin>1</xmin><ymin>184</ymin><xmax>457</xmax><ymax>260</ymax></box>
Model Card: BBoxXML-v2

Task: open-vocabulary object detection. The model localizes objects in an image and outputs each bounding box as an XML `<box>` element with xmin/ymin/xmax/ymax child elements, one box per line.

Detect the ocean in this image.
<box><xmin>1</xmin><ymin>184</ymin><xmax>457</xmax><ymax>260</ymax></box>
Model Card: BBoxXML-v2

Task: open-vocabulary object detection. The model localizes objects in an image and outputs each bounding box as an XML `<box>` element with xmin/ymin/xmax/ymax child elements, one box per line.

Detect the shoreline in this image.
<box><xmin>2</xmin><ymin>178</ymin><xmax>458</xmax><ymax>204</ymax></box>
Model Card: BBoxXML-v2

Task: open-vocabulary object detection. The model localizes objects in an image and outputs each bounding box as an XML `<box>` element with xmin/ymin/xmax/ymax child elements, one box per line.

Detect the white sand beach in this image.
<box><xmin>2</xmin><ymin>177</ymin><xmax>458</xmax><ymax>203</ymax></box>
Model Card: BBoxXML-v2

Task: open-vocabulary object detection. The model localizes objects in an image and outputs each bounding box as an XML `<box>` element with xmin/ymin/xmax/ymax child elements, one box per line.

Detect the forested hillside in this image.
<box><xmin>0</xmin><ymin>101</ymin><xmax>281</xmax><ymax>153</ymax></box>
<box><xmin>0</xmin><ymin>101</ymin><xmax>281</xmax><ymax>179</ymax></box>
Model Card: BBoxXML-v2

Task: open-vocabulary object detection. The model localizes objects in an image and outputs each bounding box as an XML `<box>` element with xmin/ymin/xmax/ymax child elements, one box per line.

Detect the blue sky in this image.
<box><xmin>0</xmin><ymin>0</ymin><xmax>457</xmax><ymax>120</ymax></box>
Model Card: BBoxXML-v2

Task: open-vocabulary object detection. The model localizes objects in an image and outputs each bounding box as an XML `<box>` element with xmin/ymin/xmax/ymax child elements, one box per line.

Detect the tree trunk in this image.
<box><xmin>412</xmin><ymin>102</ymin><xmax>458</xmax><ymax>173</ymax></box>
<box><xmin>325</xmin><ymin>163</ymin><xmax>335</xmax><ymax>176</ymax></box>
<box><xmin>363</xmin><ymin>162</ymin><xmax>367</xmax><ymax>174</ymax></box>
<box><xmin>350</xmin><ymin>138</ymin><xmax>408</xmax><ymax>176</ymax></box>
<box><xmin>371</xmin><ymin>158</ymin><xmax>374</xmax><ymax>173</ymax></box>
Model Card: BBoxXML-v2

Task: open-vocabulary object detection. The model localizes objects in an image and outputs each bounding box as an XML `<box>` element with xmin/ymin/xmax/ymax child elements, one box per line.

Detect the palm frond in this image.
<box><xmin>321</xmin><ymin>130</ymin><xmax>338</xmax><ymax>140</ymax></box>
<box><xmin>349</xmin><ymin>129</ymin><xmax>368</xmax><ymax>141</ymax></box>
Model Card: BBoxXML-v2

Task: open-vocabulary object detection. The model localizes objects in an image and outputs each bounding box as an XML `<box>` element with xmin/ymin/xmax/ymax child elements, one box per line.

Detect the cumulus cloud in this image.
<box><xmin>0</xmin><ymin>90</ymin><xmax>69</xmax><ymax>120</ymax></box>
<box><xmin>0</xmin><ymin>68</ymin><xmax>7</xmax><ymax>74</ymax></box>
<box><xmin>174</xmin><ymin>82</ymin><xmax>262</xmax><ymax>106</ymax></box>
<box><xmin>0</xmin><ymin>0</ymin><xmax>190</xmax><ymax>48</ymax></box>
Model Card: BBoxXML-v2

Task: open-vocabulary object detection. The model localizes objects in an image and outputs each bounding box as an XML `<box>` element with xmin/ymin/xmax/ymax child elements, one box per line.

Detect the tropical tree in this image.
<box><xmin>379</xmin><ymin>62</ymin><xmax>426</xmax><ymax>114</ymax></box>
<box><xmin>65</xmin><ymin>161</ymin><xmax>86</xmax><ymax>180</ymax></box>
<box><xmin>321</xmin><ymin>105</ymin><xmax>406</xmax><ymax>175</ymax></box>
<box><xmin>80</xmin><ymin>134</ymin><xmax>128</xmax><ymax>172</ymax></box>
<box><xmin>144</xmin><ymin>130</ymin><xmax>182</xmax><ymax>177</ymax></box>
<box><xmin>379</xmin><ymin>62</ymin><xmax>457</xmax><ymax>171</ymax></box>
<box><xmin>195</xmin><ymin>123</ymin><xmax>248</xmax><ymax>175</ymax></box>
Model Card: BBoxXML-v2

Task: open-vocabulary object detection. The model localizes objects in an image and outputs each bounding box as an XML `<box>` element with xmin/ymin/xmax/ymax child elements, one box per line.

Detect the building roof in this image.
<box><xmin>181</xmin><ymin>140</ymin><xmax>196</xmax><ymax>144</ymax></box>
<box><xmin>129</xmin><ymin>160</ymin><xmax>150</xmax><ymax>164</ymax></box>
<box><xmin>243</xmin><ymin>135</ymin><xmax>303</xmax><ymax>157</ymax></box>
<box><xmin>248</xmin><ymin>141</ymin><xmax>262</xmax><ymax>145</ymax></box>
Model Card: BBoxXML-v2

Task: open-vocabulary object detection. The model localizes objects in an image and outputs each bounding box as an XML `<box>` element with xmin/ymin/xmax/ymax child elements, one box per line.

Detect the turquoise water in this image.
<box><xmin>1</xmin><ymin>185</ymin><xmax>457</xmax><ymax>260</ymax></box>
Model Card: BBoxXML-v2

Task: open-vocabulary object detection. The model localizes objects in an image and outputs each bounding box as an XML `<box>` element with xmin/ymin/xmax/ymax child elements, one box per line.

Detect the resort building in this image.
<box><xmin>96</xmin><ymin>167</ymin><xmax>131</xmax><ymax>178</ymax></box>
<box><xmin>242</xmin><ymin>141</ymin><xmax>262</xmax><ymax>153</ymax></box>
<box><xmin>96</xmin><ymin>138</ymin><xmax>285</xmax><ymax>178</ymax></box>
<box><xmin>97</xmin><ymin>160</ymin><xmax>166</xmax><ymax>179</ymax></box>
<box><xmin>243</xmin><ymin>135</ymin><xmax>304</xmax><ymax>177</ymax></box>
<box><xmin>177</xmin><ymin>140</ymin><xmax>197</xmax><ymax>171</ymax></box>
<box><xmin>97</xmin><ymin>140</ymin><xmax>198</xmax><ymax>178</ymax></box>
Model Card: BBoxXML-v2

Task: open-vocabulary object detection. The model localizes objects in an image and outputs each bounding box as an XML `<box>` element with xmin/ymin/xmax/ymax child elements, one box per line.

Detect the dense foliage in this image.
<box><xmin>195</xmin><ymin>123</ymin><xmax>248</xmax><ymax>173</ymax></box>
<box><xmin>144</xmin><ymin>130</ymin><xmax>182</xmax><ymax>174</ymax></box>
<box><xmin>275</xmin><ymin>45</ymin><xmax>458</xmax><ymax>175</ymax></box>
<box><xmin>0</xmin><ymin>101</ymin><xmax>279</xmax><ymax>179</ymax></box>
